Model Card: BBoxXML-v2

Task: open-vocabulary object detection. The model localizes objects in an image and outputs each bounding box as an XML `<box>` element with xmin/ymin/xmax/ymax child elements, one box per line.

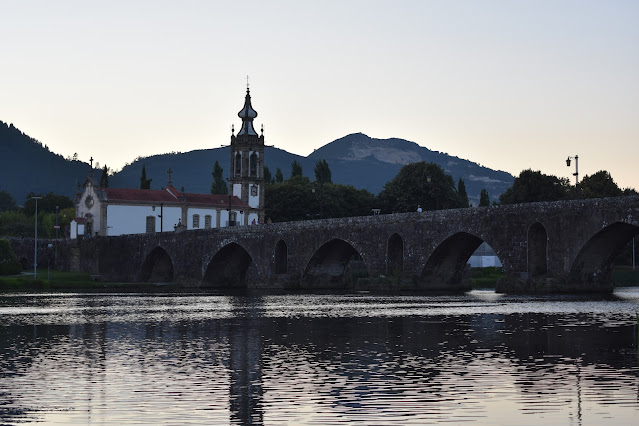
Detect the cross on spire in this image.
<box><xmin>167</xmin><ymin>168</ymin><xmax>173</xmax><ymax>185</ymax></box>
<box><xmin>90</xmin><ymin>157</ymin><xmax>93</xmax><ymax>168</ymax></box>
<box><xmin>246</xmin><ymin>75</ymin><xmax>249</xmax><ymax>90</ymax></box>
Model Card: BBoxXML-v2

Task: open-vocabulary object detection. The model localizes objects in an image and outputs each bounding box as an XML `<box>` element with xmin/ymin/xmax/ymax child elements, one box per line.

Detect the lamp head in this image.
<box><xmin>566</xmin><ymin>158</ymin><xmax>571</xmax><ymax>167</ymax></box>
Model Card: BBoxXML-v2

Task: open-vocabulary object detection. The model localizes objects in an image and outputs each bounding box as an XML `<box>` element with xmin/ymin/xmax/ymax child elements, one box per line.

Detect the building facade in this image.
<box><xmin>71</xmin><ymin>175</ymin><xmax>249</xmax><ymax>238</ymax></box>
<box><xmin>70</xmin><ymin>88</ymin><xmax>263</xmax><ymax>237</ymax></box>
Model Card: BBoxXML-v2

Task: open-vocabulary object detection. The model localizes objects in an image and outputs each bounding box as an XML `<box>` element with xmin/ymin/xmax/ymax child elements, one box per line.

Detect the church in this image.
<box><xmin>70</xmin><ymin>88</ymin><xmax>266</xmax><ymax>238</ymax></box>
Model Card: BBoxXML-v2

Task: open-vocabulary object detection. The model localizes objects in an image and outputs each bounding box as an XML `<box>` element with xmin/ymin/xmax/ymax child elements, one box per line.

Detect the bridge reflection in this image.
<box><xmin>1</xmin><ymin>293</ymin><xmax>638</xmax><ymax>423</ymax></box>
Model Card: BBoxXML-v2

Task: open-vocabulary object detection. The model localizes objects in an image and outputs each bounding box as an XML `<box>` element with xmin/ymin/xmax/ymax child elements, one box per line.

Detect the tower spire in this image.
<box><xmin>237</xmin><ymin>87</ymin><xmax>258</xmax><ymax>136</ymax></box>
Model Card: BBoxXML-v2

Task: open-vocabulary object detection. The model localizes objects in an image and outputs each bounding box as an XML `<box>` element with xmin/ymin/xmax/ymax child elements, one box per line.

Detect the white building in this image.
<box><xmin>70</xmin><ymin>87</ymin><xmax>267</xmax><ymax>238</ymax></box>
<box><xmin>71</xmin><ymin>178</ymin><xmax>250</xmax><ymax>238</ymax></box>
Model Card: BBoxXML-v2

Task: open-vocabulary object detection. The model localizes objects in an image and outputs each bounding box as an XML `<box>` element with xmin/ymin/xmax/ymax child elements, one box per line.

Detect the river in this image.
<box><xmin>1</xmin><ymin>289</ymin><xmax>638</xmax><ymax>425</ymax></box>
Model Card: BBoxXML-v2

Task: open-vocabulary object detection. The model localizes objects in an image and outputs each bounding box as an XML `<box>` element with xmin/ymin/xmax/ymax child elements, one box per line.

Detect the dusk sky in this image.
<box><xmin>2</xmin><ymin>1</ymin><xmax>637</xmax><ymax>189</ymax></box>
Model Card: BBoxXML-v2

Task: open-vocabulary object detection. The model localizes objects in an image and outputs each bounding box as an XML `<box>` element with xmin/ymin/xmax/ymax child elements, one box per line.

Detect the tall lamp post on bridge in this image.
<box><xmin>566</xmin><ymin>155</ymin><xmax>579</xmax><ymax>195</ymax></box>
<box><xmin>31</xmin><ymin>196</ymin><xmax>42</xmax><ymax>279</ymax></box>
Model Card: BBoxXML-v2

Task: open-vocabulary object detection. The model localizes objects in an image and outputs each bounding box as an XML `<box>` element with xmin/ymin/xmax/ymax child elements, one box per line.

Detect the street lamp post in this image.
<box><xmin>566</xmin><ymin>155</ymin><xmax>579</xmax><ymax>191</ymax></box>
<box><xmin>31</xmin><ymin>196</ymin><xmax>42</xmax><ymax>279</ymax></box>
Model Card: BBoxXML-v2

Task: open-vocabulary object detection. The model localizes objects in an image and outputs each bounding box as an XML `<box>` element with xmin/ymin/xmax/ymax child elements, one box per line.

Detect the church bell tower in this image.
<box><xmin>229</xmin><ymin>87</ymin><xmax>265</xmax><ymax>224</ymax></box>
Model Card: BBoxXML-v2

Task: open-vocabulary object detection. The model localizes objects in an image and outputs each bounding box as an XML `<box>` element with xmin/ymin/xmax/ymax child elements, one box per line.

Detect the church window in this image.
<box><xmin>235</xmin><ymin>153</ymin><xmax>242</xmax><ymax>177</ymax></box>
<box><xmin>251</xmin><ymin>185</ymin><xmax>258</xmax><ymax>196</ymax></box>
<box><xmin>250</xmin><ymin>153</ymin><xmax>258</xmax><ymax>177</ymax></box>
<box><xmin>193</xmin><ymin>214</ymin><xmax>200</xmax><ymax>228</ymax></box>
<box><xmin>146</xmin><ymin>216</ymin><xmax>156</xmax><ymax>233</ymax></box>
<box><xmin>204</xmin><ymin>215</ymin><xmax>212</xmax><ymax>229</ymax></box>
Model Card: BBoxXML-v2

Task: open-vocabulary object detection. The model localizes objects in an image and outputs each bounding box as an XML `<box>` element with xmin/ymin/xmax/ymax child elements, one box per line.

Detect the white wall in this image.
<box><xmin>107</xmin><ymin>205</ymin><xmax>182</xmax><ymax>236</ymax></box>
<box><xmin>248</xmin><ymin>185</ymin><xmax>260</xmax><ymax>208</ymax></box>
<box><xmin>232</xmin><ymin>183</ymin><xmax>241</xmax><ymax>197</ymax></box>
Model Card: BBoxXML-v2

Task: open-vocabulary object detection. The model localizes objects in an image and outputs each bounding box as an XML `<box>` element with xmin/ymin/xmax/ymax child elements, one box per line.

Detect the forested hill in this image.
<box><xmin>0</xmin><ymin>121</ymin><xmax>91</xmax><ymax>203</ymax></box>
<box><xmin>1</xmin><ymin>122</ymin><xmax>514</xmax><ymax>205</ymax></box>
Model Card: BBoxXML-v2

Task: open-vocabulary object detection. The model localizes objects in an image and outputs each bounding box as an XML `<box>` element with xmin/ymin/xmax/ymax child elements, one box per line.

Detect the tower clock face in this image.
<box><xmin>85</xmin><ymin>195</ymin><xmax>94</xmax><ymax>208</ymax></box>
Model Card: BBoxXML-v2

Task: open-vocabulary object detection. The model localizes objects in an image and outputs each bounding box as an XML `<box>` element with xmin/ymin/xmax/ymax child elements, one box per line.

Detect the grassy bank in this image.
<box><xmin>0</xmin><ymin>269</ymin><xmax>177</xmax><ymax>292</ymax></box>
<box><xmin>612</xmin><ymin>266</ymin><xmax>639</xmax><ymax>286</ymax></box>
<box><xmin>470</xmin><ymin>267</ymin><xmax>503</xmax><ymax>288</ymax></box>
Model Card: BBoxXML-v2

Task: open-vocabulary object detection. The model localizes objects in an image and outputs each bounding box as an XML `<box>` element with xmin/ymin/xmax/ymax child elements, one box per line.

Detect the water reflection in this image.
<box><xmin>0</xmin><ymin>291</ymin><xmax>638</xmax><ymax>424</ymax></box>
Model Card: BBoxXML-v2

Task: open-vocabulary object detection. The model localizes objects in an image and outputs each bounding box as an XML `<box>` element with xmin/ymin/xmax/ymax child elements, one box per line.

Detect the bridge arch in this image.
<box><xmin>274</xmin><ymin>239</ymin><xmax>288</xmax><ymax>274</ymax></box>
<box><xmin>528</xmin><ymin>222</ymin><xmax>548</xmax><ymax>277</ymax></box>
<box><xmin>387</xmin><ymin>233</ymin><xmax>404</xmax><ymax>275</ymax></box>
<box><xmin>568</xmin><ymin>221</ymin><xmax>639</xmax><ymax>288</ymax></box>
<box><xmin>140</xmin><ymin>246</ymin><xmax>174</xmax><ymax>283</ymax></box>
<box><xmin>203</xmin><ymin>242</ymin><xmax>254</xmax><ymax>288</ymax></box>
<box><xmin>420</xmin><ymin>232</ymin><xmax>489</xmax><ymax>290</ymax></box>
<box><xmin>302</xmin><ymin>238</ymin><xmax>368</xmax><ymax>289</ymax></box>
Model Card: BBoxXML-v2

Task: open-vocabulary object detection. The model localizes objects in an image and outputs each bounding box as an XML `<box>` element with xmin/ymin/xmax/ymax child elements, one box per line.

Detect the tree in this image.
<box><xmin>265</xmin><ymin>177</ymin><xmax>375</xmax><ymax>222</ymax></box>
<box><xmin>579</xmin><ymin>170</ymin><xmax>622</xmax><ymax>199</ymax></box>
<box><xmin>0</xmin><ymin>190</ymin><xmax>17</xmax><ymax>212</ymax></box>
<box><xmin>210</xmin><ymin>161</ymin><xmax>228</xmax><ymax>195</ymax></box>
<box><xmin>264</xmin><ymin>166</ymin><xmax>273</xmax><ymax>185</ymax></box>
<box><xmin>0</xmin><ymin>238</ymin><xmax>21</xmax><ymax>275</ymax></box>
<box><xmin>314</xmin><ymin>159</ymin><xmax>332</xmax><ymax>186</ymax></box>
<box><xmin>458</xmin><ymin>178</ymin><xmax>469</xmax><ymax>207</ymax></box>
<box><xmin>100</xmin><ymin>165</ymin><xmax>109</xmax><ymax>188</ymax></box>
<box><xmin>479</xmin><ymin>189</ymin><xmax>490</xmax><ymax>206</ymax></box>
<box><xmin>23</xmin><ymin>192</ymin><xmax>73</xmax><ymax>216</ymax></box>
<box><xmin>275</xmin><ymin>167</ymin><xmax>284</xmax><ymax>183</ymax></box>
<box><xmin>499</xmin><ymin>169</ymin><xmax>570</xmax><ymax>204</ymax></box>
<box><xmin>290</xmin><ymin>160</ymin><xmax>303</xmax><ymax>178</ymax></box>
<box><xmin>140</xmin><ymin>165</ymin><xmax>152</xmax><ymax>189</ymax></box>
<box><xmin>377</xmin><ymin>162</ymin><xmax>464</xmax><ymax>213</ymax></box>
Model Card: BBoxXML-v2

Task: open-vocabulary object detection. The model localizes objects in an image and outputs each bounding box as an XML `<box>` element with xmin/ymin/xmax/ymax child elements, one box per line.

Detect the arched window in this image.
<box><xmin>193</xmin><ymin>214</ymin><xmax>200</xmax><ymax>228</ymax></box>
<box><xmin>250</xmin><ymin>152</ymin><xmax>258</xmax><ymax>177</ymax></box>
<box><xmin>235</xmin><ymin>153</ymin><xmax>242</xmax><ymax>177</ymax></box>
<box><xmin>204</xmin><ymin>215</ymin><xmax>212</xmax><ymax>229</ymax></box>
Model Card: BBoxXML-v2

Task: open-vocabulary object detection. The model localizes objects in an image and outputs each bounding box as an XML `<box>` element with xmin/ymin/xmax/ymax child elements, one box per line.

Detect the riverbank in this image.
<box><xmin>0</xmin><ymin>269</ymin><xmax>179</xmax><ymax>292</ymax></box>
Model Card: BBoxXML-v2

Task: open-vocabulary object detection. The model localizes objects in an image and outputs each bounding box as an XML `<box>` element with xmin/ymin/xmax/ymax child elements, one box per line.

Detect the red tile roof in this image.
<box><xmin>104</xmin><ymin>187</ymin><xmax>248</xmax><ymax>208</ymax></box>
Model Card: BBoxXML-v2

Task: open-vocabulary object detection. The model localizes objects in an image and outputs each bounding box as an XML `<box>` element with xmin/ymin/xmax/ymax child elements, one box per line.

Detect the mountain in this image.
<box><xmin>1</xmin><ymin>121</ymin><xmax>514</xmax><ymax>205</ymax></box>
<box><xmin>0</xmin><ymin>121</ymin><xmax>91</xmax><ymax>204</ymax></box>
<box><xmin>307</xmin><ymin>133</ymin><xmax>513</xmax><ymax>204</ymax></box>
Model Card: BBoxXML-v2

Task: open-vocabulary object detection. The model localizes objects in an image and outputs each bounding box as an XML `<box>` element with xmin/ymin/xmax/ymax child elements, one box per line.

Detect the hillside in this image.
<box><xmin>1</xmin><ymin>122</ymin><xmax>514</xmax><ymax>205</ymax></box>
<box><xmin>307</xmin><ymin>133</ymin><xmax>513</xmax><ymax>203</ymax></box>
<box><xmin>0</xmin><ymin>121</ymin><xmax>91</xmax><ymax>203</ymax></box>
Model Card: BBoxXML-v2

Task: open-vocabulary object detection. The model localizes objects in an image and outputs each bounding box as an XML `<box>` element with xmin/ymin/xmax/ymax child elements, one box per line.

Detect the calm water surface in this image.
<box><xmin>1</xmin><ymin>289</ymin><xmax>639</xmax><ymax>425</ymax></box>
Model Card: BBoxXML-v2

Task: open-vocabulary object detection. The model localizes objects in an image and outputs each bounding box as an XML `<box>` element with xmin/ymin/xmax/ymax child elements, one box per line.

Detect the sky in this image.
<box><xmin>1</xmin><ymin>1</ymin><xmax>638</xmax><ymax>189</ymax></box>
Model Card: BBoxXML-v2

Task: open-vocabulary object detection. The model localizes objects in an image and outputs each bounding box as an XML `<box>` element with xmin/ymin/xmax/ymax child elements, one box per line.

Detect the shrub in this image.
<box><xmin>0</xmin><ymin>238</ymin><xmax>21</xmax><ymax>275</ymax></box>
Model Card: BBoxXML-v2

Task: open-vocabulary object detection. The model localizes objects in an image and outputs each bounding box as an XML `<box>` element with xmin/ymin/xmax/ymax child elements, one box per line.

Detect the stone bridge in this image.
<box><xmin>11</xmin><ymin>196</ymin><xmax>639</xmax><ymax>293</ymax></box>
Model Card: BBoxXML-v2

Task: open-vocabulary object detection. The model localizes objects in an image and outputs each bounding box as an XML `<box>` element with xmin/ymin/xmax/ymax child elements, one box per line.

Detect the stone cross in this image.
<box><xmin>167</xmin><ymin>168</ymin><xmax>173</xmax><ymax>185</ymax></box>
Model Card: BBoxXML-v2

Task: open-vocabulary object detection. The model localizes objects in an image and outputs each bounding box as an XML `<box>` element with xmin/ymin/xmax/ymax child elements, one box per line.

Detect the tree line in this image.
<box><xmin>1</xmin><ymin>159</ymin><xmax>634</xmax><ymax>237</ymax></box>
<box><xmin>208</xmin><ymin>159</ymin><xmax>636</xmax><ymax>223</ymax></box>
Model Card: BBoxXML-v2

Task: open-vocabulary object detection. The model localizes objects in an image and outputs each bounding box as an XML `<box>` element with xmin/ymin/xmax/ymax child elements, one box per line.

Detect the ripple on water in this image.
<box><xmin>0</xmin><ymin>289</ymin><xmax>638</xmax><ymax>424</ymax></box>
